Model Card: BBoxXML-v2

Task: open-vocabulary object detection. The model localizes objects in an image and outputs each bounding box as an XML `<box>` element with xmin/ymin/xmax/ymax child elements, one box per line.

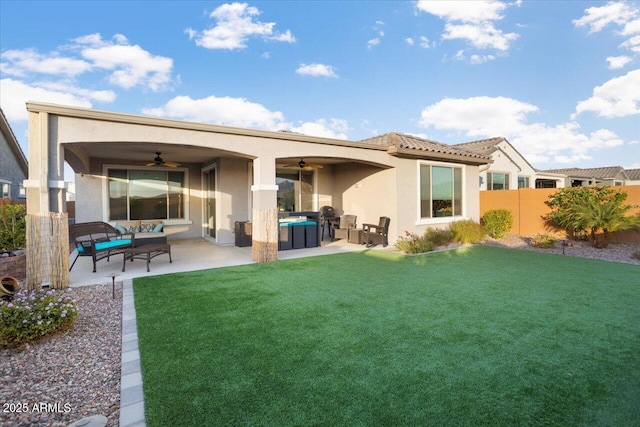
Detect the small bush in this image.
<box><xmin>449</xmin><ymin>220</ymin><xmax>486</xmax><ymax>244</ymax></box>
<box><xmin>530</xmin><ymin>233</ymin><xmax>557</xmax><ymax>249</ymax></box>
<box><xmin>0</xmin><ymin>204</ymin><xmax>27</xmax><ymax>250</ymax></box>
<box><xmin>395</xmin><ymin>231</ymin><xmax>436</xmax><ymax>254</ymax></box>
<box><xmin>482</xmin><ymin>209</ymin><xmax>514</xmax><ymax>239</ymax></box>
<box><xmin>632</xmin><ymin>250</ymin><xmax>640</xmax><ymax>261</ymax></box>
<box><xmin>0</xmin><ymin>289</ymin><xmax>78</xmax><ymax>348</ymax></box>
<box><xmin>425</xmin><ymin>228</ymin><xmax>452</xmax><ymax>247</ymax></box>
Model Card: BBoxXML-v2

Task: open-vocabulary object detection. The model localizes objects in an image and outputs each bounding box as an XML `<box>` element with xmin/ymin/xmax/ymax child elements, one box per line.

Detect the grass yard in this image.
<box><xmin>134</xmin><ymin>246</ymin><xmax>640</xmax><ymax>426</ymax></box>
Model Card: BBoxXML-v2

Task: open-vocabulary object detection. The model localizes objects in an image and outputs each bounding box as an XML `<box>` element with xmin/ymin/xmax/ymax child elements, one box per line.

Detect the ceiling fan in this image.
<box><xmin>280</xmin><ymin>158</ymin><xmax>323</xmax><ymax>171</ymax></box>
<box><xmin>146</xmin><ymin>152</ymin><xmax>181</xmax><ymax>168</ymax></box>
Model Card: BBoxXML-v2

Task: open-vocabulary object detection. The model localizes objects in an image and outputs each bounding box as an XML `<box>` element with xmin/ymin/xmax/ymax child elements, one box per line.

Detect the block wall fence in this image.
<box><xmin>480</xmin><ymin>185</ymin><xmax>640</xmax><ymax>243</ymax></box>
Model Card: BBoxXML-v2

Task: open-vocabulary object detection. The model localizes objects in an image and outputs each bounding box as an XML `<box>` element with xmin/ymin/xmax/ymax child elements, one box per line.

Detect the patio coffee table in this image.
<box><xmin>122</xmin><ymin>243</ymin><xmax>172</xmax><ymax>272</ymax></box>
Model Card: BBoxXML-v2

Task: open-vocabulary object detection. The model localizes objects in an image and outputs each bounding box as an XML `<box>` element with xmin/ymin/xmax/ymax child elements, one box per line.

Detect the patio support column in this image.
<box><xmin>251</xmin><ymin>156</ymin><xmax>278</xmax><ymax>263</ymax></box>
<box><xmin>23</xmin><ymin>110</ymin><xmax>70</xmax><ymax>288</ymax></box>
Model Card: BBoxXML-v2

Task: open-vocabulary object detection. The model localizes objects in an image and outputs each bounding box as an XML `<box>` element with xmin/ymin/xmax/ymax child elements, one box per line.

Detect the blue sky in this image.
<box><xmin>1</xmin><ymin>0</ymin><xmax>639</xmax><ymax>177</ymax></box>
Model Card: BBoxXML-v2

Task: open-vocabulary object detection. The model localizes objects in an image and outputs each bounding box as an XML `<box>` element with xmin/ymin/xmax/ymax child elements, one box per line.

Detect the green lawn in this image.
<box><xmin>134</xmin><ymin>246</ymin><xmax>640</xmax><ymax>426</ymax></box>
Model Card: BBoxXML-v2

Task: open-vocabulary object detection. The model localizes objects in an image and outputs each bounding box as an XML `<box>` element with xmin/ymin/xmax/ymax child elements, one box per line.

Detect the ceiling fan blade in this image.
<box><xmin>163</xmin><ymin>161</ymin><xmax>181</xmax><ymax>168</ymax></box>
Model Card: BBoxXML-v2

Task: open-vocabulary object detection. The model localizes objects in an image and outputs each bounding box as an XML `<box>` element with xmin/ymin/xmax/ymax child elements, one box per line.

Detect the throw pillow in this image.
<box><xmin>140</xmin><ymin>223</ymin><xmax>156</xmax><ymax>233</ymax></box>
<box><xmin>115</xmin><ymin>224</ymin><xmax>126</xmax><ymax>235</ymax></box>
<box><xmin>153</xmin><ymin>223</ymin><xmax>164</xmax><ymax>233</ymax></box>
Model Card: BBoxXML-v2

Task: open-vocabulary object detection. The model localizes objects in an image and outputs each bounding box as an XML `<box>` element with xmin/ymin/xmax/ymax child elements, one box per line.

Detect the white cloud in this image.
<box><xmin>419</xmin><ymin>36</ymin><xmax>431</xmax><ymax>48</ymax></box>
<box><xmin>186</xmin><ymin>2</ymin><xmax>295</xmax><ymax>50</ymax></box>
<box><xmin>573</xmin><ymin>1</ymin><xmax>636</xmax><ymax>34</ymax></box>
<box><xmin>470</xmin><ymin>54</ymin><xmax>497</xmax><ymax>64</ymax></box>
<box><xmin>405</xmin><ymin>38</ymin><xmax>415</xmax><ymax>46</ymax></box>
<box><xmin>80</xmin><ymin>41</ymin><xmax>173</xmax><ymax>91</ymax></box>
<box><xmin>606</xmin><ymin>55</ymin><xmax>632</xmax><ymax>69</ymax></box>
<box><xmin>0</xmin><ymin>78</ymin><xmax>96</xmax><ymax>121</ymax></box>
<box><xmin>575</xmin><ymin>69</ymin><xmax>640</xmax><ymax>118</ymax></box>
<box><xmin>0</xmin><ymin>49</ymin><xmax>91</xmax><ymax>77</ymax></box>
<box><xmin>417</xmin><ymin>0</ymin><xmax>518</xmax><ymax>58</ymax></box>
<box><xmin>574</xmin><ymin>2</ymin><xmax>640</xmax><ymax>55</ymax></box>
<box><xmin>142</xmin><ymin>95</ymin><xmax>290</xmax><ymax>131</ymax></box>
<box><xmin>416</xmin><ymin>0</ymin><xmax>508</xmax><ymax>24</ymax></box>
<box><xmin>295</xmin><ymin>63</ymin><xmax>338</xmax><ymax>78</ymax></box>
<box><xmin>442</xmin><ymin>22</ymin><xmax>518</xmax><ymax>51</ymax></box>
<box><xmin>418</xmin><ymin>96</ymin><xmax>625</xmax><ymax>165</ymax></box>
<box><xmin>367</xmin><ymin>38</ymin><xmax>380</xmax><ymax>50</ymax></box>
<box><xmin>291</xmin><ymin>118</ymin><xmax>349</xmax><ymax>139</ymax></box>
<box><xmin>0</xmin><ymin>33</ymin><xmax>175</xmax><ymax>92</ymax></box>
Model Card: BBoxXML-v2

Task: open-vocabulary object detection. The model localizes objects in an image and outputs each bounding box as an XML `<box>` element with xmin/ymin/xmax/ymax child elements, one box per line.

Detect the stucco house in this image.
<box><xmin>625</xmin><ymin>169</ymin><xmax>640</xmax><ymax>185</ymax></box>
<box><xmin>24</xmin><ymin>103</ymin><xmax>492</xmax><ymax>262</ymax></box>
<box><xmin>453</xmin><ymin>137</ymin><xmax>565</xmax><ymax>190</ymax></box>
<box><xmin>543</xmin><ymin>166</ymin><xmax>630</xmax><ymax>187</ymax></box>
<box><xmin>0</xmin><ymin>108</ymin><xmax>28</xmax><ymax>201</ymax></box>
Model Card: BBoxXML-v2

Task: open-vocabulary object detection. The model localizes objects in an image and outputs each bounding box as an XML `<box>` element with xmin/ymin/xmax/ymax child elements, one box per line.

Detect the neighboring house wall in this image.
<box><xmin>0</xmin><ymin>109</ymin><xmax>28</xmax><ymax>200</ymax></box>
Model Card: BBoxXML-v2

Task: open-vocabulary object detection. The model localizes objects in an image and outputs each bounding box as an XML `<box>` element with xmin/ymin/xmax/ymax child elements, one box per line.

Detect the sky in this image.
<box><xmin>1</xmin><ymin>0</ymin><xmax>639</xmax><ymax>179</ymax></box>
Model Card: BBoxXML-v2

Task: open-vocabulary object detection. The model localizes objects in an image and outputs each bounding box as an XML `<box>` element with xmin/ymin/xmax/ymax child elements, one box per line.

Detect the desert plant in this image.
<box><xmin>530</xmin><ymin>233</ymin><xmax>557</xmax><ymax>249</ymax></box>
<box><xmin>632</xmin><ymin>249</ymin><xmax>640</xmax><ymax>261</ymax></box>
<box><xmin>449</xmin><ymin>220</ymin><xmax>486</xmax><ymax>244</ymax></box>
<box><xmin>0</xmin><ymin>204</ymin><xmax>27</xmax><ymax>250</ymax></box>
<box><xmin>0</xmin><ymin>288</ymin><xmax>78</xmax><ymax>348</ymax></box>
<box><xmin>395</xmin><ymin>231</ymin><xmax>436</xmax><ymax>254</ymax></box>
<box><xmin>425</xmin><ymin>227</ymin><xmax>452</xmax><ymax>247</ymax></box>
<box><xmin>482</xmin><ymin>209</ymin><xmax>514</xmax><ymax>239</ymax></box>
<box><xmin>544</xmin><ymin>187</ymin><xmax>628</xmax><ymax>241</ymax></box>
<box><xmin>559</xmin><ymin>198</ymin><xmax>640</xmax><ymax>248</ymax></box>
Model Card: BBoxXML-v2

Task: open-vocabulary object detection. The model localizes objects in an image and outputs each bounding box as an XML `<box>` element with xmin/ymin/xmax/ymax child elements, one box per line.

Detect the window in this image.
<box><xmin>276</xmin><ymin>169</ymin><xmax>314</xmax><ymax>212</ymax></box>
<box><xmin>487</xmin><ymin>172</ymin><xmax>509</xmax><ymax>190</ymax></box>
<box><xmin>0</xmin><ymin>182</ymin><xmax>10</xmax><ymax>199</ymax></box>
<box><xmin>518</xmin><ymin>176</ymin><xmax>530</xmax><ymax>189</ymax></box>
<box><xmin>107</xmin><ymin>169</ymin><xmax>186</xmax><ymax>220</ymax></box>
<box><xmin>420</xmin><ymin>164</ymin><xmax>463</xmax><ymax>218</ymax></box>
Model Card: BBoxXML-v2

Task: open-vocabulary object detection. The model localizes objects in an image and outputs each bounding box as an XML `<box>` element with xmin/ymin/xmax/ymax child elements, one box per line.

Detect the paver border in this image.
<box><xmin>119</xmin><ymin>279</ymin><xmax>146</xmax><ymax>427</ymax></box>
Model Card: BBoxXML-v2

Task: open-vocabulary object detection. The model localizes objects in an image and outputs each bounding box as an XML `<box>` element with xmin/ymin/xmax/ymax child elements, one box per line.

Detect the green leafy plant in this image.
<box><xmin>395</xmin><ymin>231</ymin><xmax>436</xmax><ymax>254</ymax></box>
<box><xmin>449</xmin><ymin>220</ymin><xmax>487</xmax><ymax>244</ymax></box>
<box><xmin>530</xmin><ymin>233</ymin><xmax>557</xmax><ymax>249</ymax></box>
<box><xmin>0</xmin><ymin>289</ymin><xmax>78</xmax><ymax>348</ymax></box>
<box><xmin>482</xmin><ymin>209</ymin><xmax>514</xmax><ymax>239</ymax></box>
<box><xmin>0</xmin><ymin>204</ymin><xmax>27</xmax><ymax>250</ymax></box>
<box><xmin>425</xmin><ymin>227</ymin><xmax>452</xmax><ymax>247</ymax></box>
<box><xmin>545</xmin><ymin>187</ymin><xmax>639</xmax><ymax>249</ymax></box>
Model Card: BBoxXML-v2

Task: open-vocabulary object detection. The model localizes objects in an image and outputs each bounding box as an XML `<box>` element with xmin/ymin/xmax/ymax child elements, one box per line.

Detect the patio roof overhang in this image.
<box><xmin>386</xmin><ymin>145</ymin><xmax>492</xmax><ymax>166</ymax></box>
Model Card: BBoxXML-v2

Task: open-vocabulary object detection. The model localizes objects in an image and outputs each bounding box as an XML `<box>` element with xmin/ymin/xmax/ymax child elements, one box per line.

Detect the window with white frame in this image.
<box><xmin>518</xmin><ymin>176</ymin><xmax>530</xmax><ymax>189</ymax></box>
<box><xmin>0</xmin><ymin>182</ymin><xmax>10</xmax><ymax>199</ymax></box>
<box><xmin>420</xmin><ymin>164</ymin><xmax>463</xmax><ymax>218</ymax></box>
<box><xmin>487</xmin><ymin>172</ymin><xmax>509</xmax><ymax>190</ymax></box>
<box><xmin>107</xmin><ymin>168</ymin><xmax>186</xmax><ymax>221</ymax></box>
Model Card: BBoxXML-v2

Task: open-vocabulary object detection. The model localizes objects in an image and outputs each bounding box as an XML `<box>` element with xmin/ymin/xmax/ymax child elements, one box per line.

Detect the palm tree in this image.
<box><xmin>561</xmin><ymin>198</ymin><xmax>639</xmax><ymax>248</ymax></box>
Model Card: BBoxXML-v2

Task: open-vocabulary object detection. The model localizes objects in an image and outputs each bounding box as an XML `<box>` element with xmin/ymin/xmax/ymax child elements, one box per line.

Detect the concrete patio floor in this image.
<box><xmin>69</xmin><ymin>238</ymin><xmax>379</xmax><ymax>287</ymax></box>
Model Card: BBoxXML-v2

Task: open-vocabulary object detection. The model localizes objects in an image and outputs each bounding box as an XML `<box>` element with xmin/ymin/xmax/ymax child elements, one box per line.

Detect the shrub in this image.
<box><xmin>425</xmin><ymin>227</ymin><xmax>452</xmax><ymax>247</ymax></box>
<box><xmin>0</xmin><ymin>204</ymin><xmax>27</xmax><ymax>250</ymax></box>
<box><xmin>395</xmin><ymin>231</ymin><xmax>436</xmax><ymax>254</ymax></box>
<box><xmin>632</xmin><ymin>249</ymin><xmax>640</xmax><ymax>261</ymax></box>
<box><xmin>0</xmin><ymin>289</ymin><xmax>78</xmax><ymax>348</ymax></box>
<box><xmin>482</xmin><ymin>209</ymin><xmax>514</xmax><ymax>239</ymax></box>
<box><xmin>449</xmin><ymin>220</ymin><xmax>486</xmax><ymax>244</ymax></box>
<box><xmin>530</xmin><ymin>233</ymin><xmax>557</xmax><ymax>249</ymax></box>
<box><xmin>544</xmin><ymin>187</ymin><xmax>639</xmax><ymax>247</ymax></box>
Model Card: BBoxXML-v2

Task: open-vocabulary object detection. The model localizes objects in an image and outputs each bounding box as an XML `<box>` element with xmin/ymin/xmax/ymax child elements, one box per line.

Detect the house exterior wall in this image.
<box><xmin>217</xmin><ymin>157</ymin><xmax>251</xmax><ymax>245</ymax></box>
<box><xmin>0</xmin><ymin>124</ymin><xmax>27</xmax><ymax>200</ymax></box>
<box><xmin>480</xmin><ymin>142</ymin><xmax>537</xmax><ymax>191</ymax></box>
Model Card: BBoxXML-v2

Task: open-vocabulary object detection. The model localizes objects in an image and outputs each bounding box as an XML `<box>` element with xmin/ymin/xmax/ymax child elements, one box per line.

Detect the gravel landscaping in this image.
<box><xmin>1</xmin><ymin>236</ymin><xmax>638</xmax><ymax>427</ymax></box>
<box><xmin>1</xmin><ymin>283</ymin><xmax>122</xmax><ymax>427</ymax></box>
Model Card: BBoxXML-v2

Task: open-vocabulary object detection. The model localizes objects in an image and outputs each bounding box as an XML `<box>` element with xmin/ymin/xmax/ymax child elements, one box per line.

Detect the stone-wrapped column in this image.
<box><xmin>251</xmin><ymin>156</ymin><xmax>278</xmax><ymax>263</ymax></box>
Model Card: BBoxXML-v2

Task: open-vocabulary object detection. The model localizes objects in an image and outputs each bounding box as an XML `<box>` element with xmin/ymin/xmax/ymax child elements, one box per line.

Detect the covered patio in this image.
<box><xmin>68</xmin><ymin>237</ymin><xmax>378</xmax><ymax>287</ymax></box>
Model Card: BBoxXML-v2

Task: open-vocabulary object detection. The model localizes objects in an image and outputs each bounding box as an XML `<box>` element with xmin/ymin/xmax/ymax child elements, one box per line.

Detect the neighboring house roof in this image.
<box><xmin>0</xmin><ymin>107</ymin><xmax>28</xmax><ymax>175</ymax></box>
<box><xmin>625</xmin><ymin>169</ymin><xmax>640</xmax><ymax>180</ymax></box>
<box><xmin>359</xmin><ymin>132</ymin><xmax>492</xmax><ymax>165</ymax></box>
<box><xmin>452</xmin><ymin>137</ymin><xmax>535</xmax><ymax>173</ymax></box>
<box><xmin>543</xmin><ymin>166</ymin><xmax>628</xmax><ymax>180</ymax></box>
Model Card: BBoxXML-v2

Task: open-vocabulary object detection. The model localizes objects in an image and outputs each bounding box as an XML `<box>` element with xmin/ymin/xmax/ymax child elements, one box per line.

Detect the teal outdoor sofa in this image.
<box><xmin>69</xmin><ymin>221</ymin><xmax>134</xmax><ymax>272</ymax></box>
